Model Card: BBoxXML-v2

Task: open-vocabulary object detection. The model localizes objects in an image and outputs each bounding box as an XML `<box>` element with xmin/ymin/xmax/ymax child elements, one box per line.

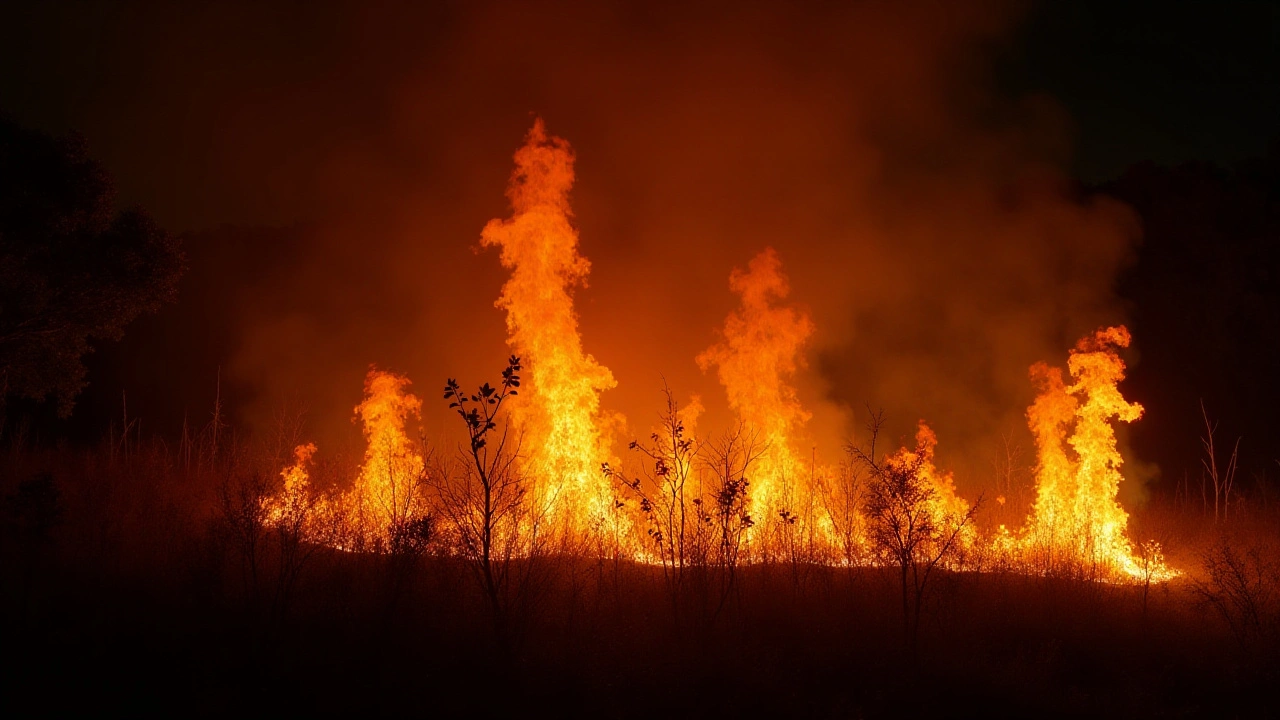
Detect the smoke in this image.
<box><xmin>23</xmin><ymin>1</ymin><xmax>1140</xmax><ymax>496</ymax></box>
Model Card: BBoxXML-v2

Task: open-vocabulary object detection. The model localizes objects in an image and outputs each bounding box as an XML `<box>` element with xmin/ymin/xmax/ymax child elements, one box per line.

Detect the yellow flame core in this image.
<box><xmin>479</xmin><ymin>119</ymin><xmax>618</xmax><ymax>530</ymax></box>
<box><xmin>348</xmin><ymin>367</ymin><xmax>426</xmax><ymax>544</ymax></box>
<box><xmin>699</xmin><ymin>247</ymin><xmax>815</xmax><ymax>527</ymax></box>
<box><xmin>258</xmin><ymin>131</ymin><xmax>1178</xmax><ymax>586</ymax></box>
<box><xmin>262</xmin><ymin>442</ymin><xmax>317</xmax><ymax>527</ymax></box>
<box><xmin>1022</xmin><ymin>326</ymin><xmax>1175</xmax><ymax>580</ymax></box>
<box><xmin>885</xmin><ymin>423</ymin><xmax>976</xmax><ymax>553</ymax></box>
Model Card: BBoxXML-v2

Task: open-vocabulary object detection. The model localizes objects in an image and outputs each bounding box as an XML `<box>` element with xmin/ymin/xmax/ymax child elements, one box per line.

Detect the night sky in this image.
<box><xmin>3</xmin><ymin>2</ymin><xmax>1275</xmax><ymax>217</ymax></box>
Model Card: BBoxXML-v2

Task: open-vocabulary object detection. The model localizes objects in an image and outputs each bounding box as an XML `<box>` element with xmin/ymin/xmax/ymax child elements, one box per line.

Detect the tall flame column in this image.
<box><xmin>480</xmin><ymin>119</ymin><xmax>618</xmax><ymax>533</ymax></box>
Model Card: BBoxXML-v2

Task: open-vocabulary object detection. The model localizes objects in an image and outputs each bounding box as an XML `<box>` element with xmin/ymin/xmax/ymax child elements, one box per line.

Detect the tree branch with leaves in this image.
<box><xmin>436</xmin><ymin>356</ymin><xmax>529</xmax><ymax>634</ymax></box>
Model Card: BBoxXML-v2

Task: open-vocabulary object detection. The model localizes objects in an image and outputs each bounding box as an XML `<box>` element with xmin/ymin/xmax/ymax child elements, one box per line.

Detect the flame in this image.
<box><xmin>698</xmin><ymin>247</ymin><xmax>815</xmax><ymax>534</ymax></box>
<box><xmin>884</xmin><ymin>422</ymin><xmax>976</xmax><ymax>554</ymax></box>
<box><xmin>259</xmin><ymin>368</ymin><xmax>428</xmax><ymax>551</ymax></box>
<box><xmin>479</xmin><ymin>119</ymin><xmax>618</xmax><ymax>531</ymax></box>
<box><xmin>262</xmin><ymin>442</ymin><xmax>317</xmax><ymax>527</ymax></box>
<box><xmin>1019</xmin><ymin>326</ymin><xmax>1175</xmax><ymax>580</ymax></box>
<box><xmin>347</xmin><ymin>367</ymin><xmax>427</xmax><ymax>547</ymax></box>
<box><xmin>254</xmin><ymin>129</ymin><xmax>1179</xmax><ymax>587</ymax></box>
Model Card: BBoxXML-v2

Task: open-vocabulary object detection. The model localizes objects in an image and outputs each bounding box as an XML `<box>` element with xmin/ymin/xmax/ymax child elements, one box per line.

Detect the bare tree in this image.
<box><xmin>990</xmin><ymin>431</ymin><xmax>1029</xmax><ymax>530</ymax></box>
<box><xmin>1191</xmin><ymin>538</ymin><xmax>1278</xmax><ymax>651</ymax></box>
<box><xmin>773</xmin><ymin>451</ymin><xmax>826</xmax><ymax>594</ymax></box>
<box><xmin>849</xmin><ymin>409</ymin><xmax>980</xmax><ymax>652</ymax></box>
<box><xmin>818</xmin><ymin>453</ymin><xmax>867</xmax><ymax>569</ymax></box>
<box><xmin>218</xmin><ymin>470</ymin><xmax>269</xmax><ymax>604</ymax></box>
<box><xmin>264</xmin><ymin>464</ymin><xmax>318</xmax><ymax>625</ymax></box>
<box><xmin>350</xmin><ymin>444</ymin><xmax>433</xmax><ymax>554</ymax></box>
<box><xmin>267</xmin><ymin>398</ymin><xmax>310</xmax><ymax>473</ymax></box>
<box><xmin>1200</xmin><ymin>401</ymin><xmax>1240</xmax><ymax>524</ymax></box>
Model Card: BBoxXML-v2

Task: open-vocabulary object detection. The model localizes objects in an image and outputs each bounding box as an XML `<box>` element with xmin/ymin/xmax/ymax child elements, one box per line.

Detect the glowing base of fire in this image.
<box><xmin>258</xmin><ymin>123</ymin><xmax>1179</xmax><ymax>590</ymax></box>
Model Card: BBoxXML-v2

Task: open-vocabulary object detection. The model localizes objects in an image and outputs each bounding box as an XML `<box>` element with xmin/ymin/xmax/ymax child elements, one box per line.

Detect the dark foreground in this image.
<box><xmin>3</xmin><ymin>450</ymin><xmax>1277</xmax><ymax>718</ymax></box>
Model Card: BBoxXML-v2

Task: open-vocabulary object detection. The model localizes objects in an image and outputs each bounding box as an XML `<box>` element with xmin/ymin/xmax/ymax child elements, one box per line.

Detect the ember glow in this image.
<box><xmin>258</xmin><ymin>121</ymin><xmax>1175</xmax><ymax>582</ymax></box>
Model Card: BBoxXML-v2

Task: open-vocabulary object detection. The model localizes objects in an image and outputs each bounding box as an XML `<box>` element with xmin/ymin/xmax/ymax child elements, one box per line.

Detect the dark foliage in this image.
<box><xmin>0</xmin><ymin>117</ymin><xmax>184</xmax><ymax>415</ymax></box>
<box><xmin>851</xmin><ymin>410</ymin><xmax>980</xmax><ymax>651</ymax></box>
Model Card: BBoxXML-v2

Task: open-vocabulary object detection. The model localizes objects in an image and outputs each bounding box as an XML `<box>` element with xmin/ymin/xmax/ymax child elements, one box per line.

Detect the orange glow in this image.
<box><xmin>916</xmin><ymin>424</ymin><xmax>968</xmax><ymax>526</ymax></box>
<box><xmin>890</xmin><ymin>422</ymin><xmax>974</xmax><ymax>545</ymax></box>
<box><xmin>479</xmin><ymin>119</ymin><xmax>619</xmax><ymax>533</ymax></box>
<box><xmin>256</xmin><ymin>128</ymin><xmax>1177</xmax><ymax>586</ymax></box>
<box><xmin>345</xmin><ymin>367</ymin><xmax>428</xmax><ymax>548</ymax></box>
<box><xmin>1017</xmin><ymin>326</ymin><xmax>1176</xmax><ymax>580</ymax></box>
<box><xmin>698</xmin><ymin>247</ymin><xmax>815</xmax><ymax>537</ymax></box>
<box><xmin>262</xmin><ymin>442</ymin><xmax>317</xmax><ymax>527</ymax></box>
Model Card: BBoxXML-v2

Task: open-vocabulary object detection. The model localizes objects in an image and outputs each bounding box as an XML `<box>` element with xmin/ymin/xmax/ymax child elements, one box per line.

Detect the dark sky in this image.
<box><xmin>2</xmin><ymin>1</ymin><xmax>1275</xmax><ymax>226</ymax></box>
<box><xmin>1003</xmin><ymin>2</ymin><xmax>1279</xmax><ymax>181</ymax></box>
<box><xmin>1</xmin><ymin>0</ymin><xmax>1277</xmax><ymax>495</ymax></box>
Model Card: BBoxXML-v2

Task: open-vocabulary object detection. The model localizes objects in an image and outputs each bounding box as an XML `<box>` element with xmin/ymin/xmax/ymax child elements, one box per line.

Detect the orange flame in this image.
<box><xmin>480</xmin><ymin>119</ymin><xmax>618</xmax><ymax>531</ymax></box>
<box><xmin>256</xmin><ymin>131</ymin><xmax>1178</xmax><ymax>586</ymax></box>
<box><xmin>698</xmin><ymin>247</ymin><xmax>815</xmax><ymax>530</ymax></box>
<box><xmin>262</xmin><ymin>442</ymin><xmax>317</xmax><ymax>527</ymax></box>
<box><xmin>1020</xmin><ymin>326</ymin><xmax>1175</xmax><ymax>580</ymax></box>
<box><xmin>347</xmin><ymin>367</ymin><xmax>427</xmax><ymax>547</ymax></box>
<box><xmin>883</xmin><ymin>422</ymin><xmax>976</xmax><ymax>554</ymax></box>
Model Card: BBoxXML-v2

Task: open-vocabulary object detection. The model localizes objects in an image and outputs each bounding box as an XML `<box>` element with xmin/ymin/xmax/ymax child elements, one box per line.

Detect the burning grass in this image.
<box><xmin>4</xmin><ymin>120</ymin><xmax>1237</xmax><ymax>717</ymax></box>
<box><xmin>256</xmin><ymin>120</ymin><xmax>1175</xmax><ymax>586</ymax></box>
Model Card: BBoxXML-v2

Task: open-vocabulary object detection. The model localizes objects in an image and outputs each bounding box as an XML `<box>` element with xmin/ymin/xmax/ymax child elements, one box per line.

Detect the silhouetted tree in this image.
<box><xmin>1191</xmin><ymin>537</ymin><xmax>1280</xmax><ymax>653</ymax></box>
<box><xmin>701</xmin><ymin>423</ymin><xmax>763</xmax><ymax>622</ymax></box>
<box><xmin>1200</xmin><ymin>401</ymin><xmax>1240</xmax><ymax>524</ymax></box>
<box><xmin>605</xmin><ymin>384</ymin><xmax>702</xmax><ymax>622</ymax></box>
<box><xmin>850</xmin><ymin>410</ymin><xmax>979</xmax><ymax>653</ymax></box>
<box><xmin>437</xmin><ymin>356</ymin><xmax>530</xmax><ymax>635</ymax></box>
<box><xmin>818</xmin><ymin>453</ymin><xmax>868</xmax><ymax>569</ymax></box>
<box><xmin>217</xmin><ymin>470</ymin><xmax>269</xmax><ymax>604</ymax></box>
<box><xmin>0</xmin><ymin>117</ymin><xmax>184</xmax><ymax>416</ymax></box>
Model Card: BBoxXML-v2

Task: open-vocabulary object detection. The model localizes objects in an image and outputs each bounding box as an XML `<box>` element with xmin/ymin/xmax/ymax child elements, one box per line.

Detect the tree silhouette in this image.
<box><xmin>604</xmin><ymin>384</ymin><xmax>702</xmax><ymax>622</ymax></box>
<box><xmin>0</xmin><ymin>117</ymin><xmax>184</xmax><ymax>415</ymax></box>
<box><xmin>436</xmin><ymin>356</ymin><xmax>529</xmax><ymax>634</ymax></box>
<box><xmin>849</xmin><ymin>409</ymin><xmax>979</xmax><ymax>653</ymax></box>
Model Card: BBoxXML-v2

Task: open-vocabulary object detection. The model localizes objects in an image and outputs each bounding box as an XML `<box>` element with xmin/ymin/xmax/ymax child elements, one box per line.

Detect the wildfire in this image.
<box><xmin>1018</xmin><ymin>326</ymin><xmax>1175</xmax><ymax>580</ymax></box>
<box><xmin>256</xmin><ymin>126</ymin><xmax>1178</xmax><ymax>586</ymax></box>
<box><xmin>261</xmin><ymin>442</ymin><xmax>317</xmax><ymax>528</ymax></box>
<box><xmin>698</xmin><ymin>247</ymin><xmax>815</xmax><ymax>536</ymax></box>
<box><xmin>346</xmin><ymin>367</ymin><xmax>428</xmax><ymax>548</ymax></box>
<box><xmin>478</xmin><ymin>118</ymin><xmax>619</xmax><ymax>533</ymax></box>
<box><xmin>884</xmin><ymin>422</ymin><xmax>977</xmax><ymax>554</ymax></box>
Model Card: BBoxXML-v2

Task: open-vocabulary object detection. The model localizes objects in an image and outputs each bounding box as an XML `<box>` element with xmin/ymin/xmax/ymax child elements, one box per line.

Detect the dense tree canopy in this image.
<box><xmin>0</xmin><ymin>117</ymin><xmax>183</xmax><ymax>415</ymax></box>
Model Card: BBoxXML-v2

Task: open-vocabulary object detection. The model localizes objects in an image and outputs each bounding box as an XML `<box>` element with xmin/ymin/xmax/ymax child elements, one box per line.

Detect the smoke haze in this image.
<box><xmin>2</xmin><ymin>1</ymin><xmax>1143</xmax><ymax>496</ymax></box>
